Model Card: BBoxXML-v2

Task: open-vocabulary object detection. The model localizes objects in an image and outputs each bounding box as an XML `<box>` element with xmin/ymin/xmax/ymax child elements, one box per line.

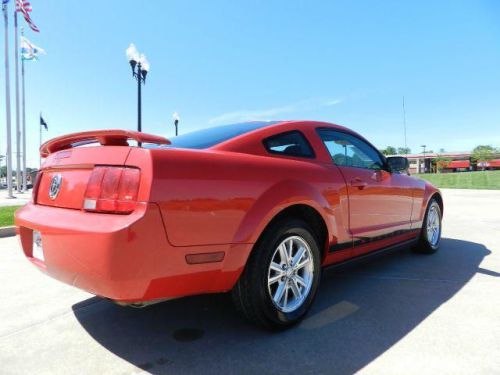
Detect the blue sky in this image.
<box><xmin>1</xmin><ymin>0</ymin><xmax>500</xmax><ymax>167</ymax></box>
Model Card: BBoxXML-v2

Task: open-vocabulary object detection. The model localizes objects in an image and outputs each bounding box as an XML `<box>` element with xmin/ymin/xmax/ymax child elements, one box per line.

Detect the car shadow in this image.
<box><xmin>72</xmin><ymin>238</ymin><xmax>493</xmax><ymax>375</ymax></box>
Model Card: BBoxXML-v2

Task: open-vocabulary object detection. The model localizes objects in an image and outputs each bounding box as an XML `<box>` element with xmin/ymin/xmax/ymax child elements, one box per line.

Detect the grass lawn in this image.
<box><xmin>414</xmin><ymin>170</ymin><xmax>500</xmax><ymax>189</ymax></box>
<box><xmin>0</xmin><ymin>205</ymin><xmax>22</xmax><ymax>227</ymax></box>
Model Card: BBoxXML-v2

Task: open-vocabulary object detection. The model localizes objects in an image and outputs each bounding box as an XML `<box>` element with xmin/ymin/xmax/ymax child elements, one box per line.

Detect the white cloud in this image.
<box><xmin>208</xmin><ymin>97</ymin><xmax>342</xmax><ymax>124</ymax></box>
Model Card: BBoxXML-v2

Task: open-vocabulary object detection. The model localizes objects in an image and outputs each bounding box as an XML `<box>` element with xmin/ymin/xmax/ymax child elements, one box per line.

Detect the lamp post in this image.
<box><xmin>173</xmin><ymin>112</ymin><xmax>180</xmax><ymax>136</ymax></box>
<box><xmin>421</xmin><ymin>144</ymin><xmax>427</xmax><ymax>173</ymax></box>
<box><xmin>126</xmin><ymin>44</ymin><xmax>150</xmax><ymax>133</ymax></box>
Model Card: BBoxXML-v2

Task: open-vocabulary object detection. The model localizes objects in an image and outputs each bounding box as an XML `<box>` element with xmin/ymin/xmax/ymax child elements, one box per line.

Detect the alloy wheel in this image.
<box><xmin>426</xmin><ymin>203</ymin><xmax>441</xmax><ymax>248</ymax></box>
<box><xmin>267</xmin><ymin>235</ymin><xmax>314</xmax><ymax>313</ymax></box>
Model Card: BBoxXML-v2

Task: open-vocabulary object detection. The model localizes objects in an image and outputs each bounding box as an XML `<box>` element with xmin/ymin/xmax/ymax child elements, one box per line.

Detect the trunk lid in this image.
<box><xmin>36</xmin><ymin>146</ymin><xmax>132</xmax><ymax>209</ymax></box>
<box><xmin>35</xmin><ymin>130</ymin><xmax>168</xmax><ymax>211</ymax></box>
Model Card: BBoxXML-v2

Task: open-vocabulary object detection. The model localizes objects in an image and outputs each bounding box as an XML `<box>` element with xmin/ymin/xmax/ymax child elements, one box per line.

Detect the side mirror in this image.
<box><xmin>386</xmin><ymin>156</ymin><xmax>409</xmax><ymax>173</ymax></box>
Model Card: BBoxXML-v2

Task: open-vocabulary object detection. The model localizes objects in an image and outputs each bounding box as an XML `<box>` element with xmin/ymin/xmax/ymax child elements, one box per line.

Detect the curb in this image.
<box><xmin>0</xmin><ymin>226</ymin><xmax>16</xmax><ymax>238</ymax></box>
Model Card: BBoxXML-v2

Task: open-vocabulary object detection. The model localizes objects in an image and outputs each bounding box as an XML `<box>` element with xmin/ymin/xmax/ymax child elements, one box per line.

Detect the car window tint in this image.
<box><xmin>317</xmin><ymin>129</ymin><xmax>383</xmax><ymax>170</ymax></box>
<box><xmin>264</xmin><ymin>131</ymin><xmax>315</xmax><ymax>158</ymax></box>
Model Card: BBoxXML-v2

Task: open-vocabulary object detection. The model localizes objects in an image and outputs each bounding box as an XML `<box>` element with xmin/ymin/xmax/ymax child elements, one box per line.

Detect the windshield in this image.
<box><xmin>147</xmin><ymin>121</ymin><xmax>280</xmax><ymax>149</ymax></box>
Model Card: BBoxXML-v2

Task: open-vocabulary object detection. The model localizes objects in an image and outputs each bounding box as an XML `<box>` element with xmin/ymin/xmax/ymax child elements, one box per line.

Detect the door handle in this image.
<box><xmin>350</xmin><ymin>178</ymin><xmax>368</xmax><ymax>189</ymax></box>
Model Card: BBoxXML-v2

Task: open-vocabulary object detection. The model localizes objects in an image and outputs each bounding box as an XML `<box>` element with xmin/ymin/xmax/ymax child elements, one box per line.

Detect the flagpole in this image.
<box><xmin>21</xmin><ymin>27</ymin><xmax>27</xmax><ymax>191</ymax></box>
<box><xmin>39</xmin><ymin>113</ymin><xmax>42</xmax><ymax>168</ymax></box>
<box><xmin>38</xmin><ymin>117</ymin><xmax>42</xmax><ymax>170</ymax></box>
<box><xmin>3</xmin><ymin>3</ymin><xmax>14</xmax><ymax>198</ymax></box>
<box><xmin>14</xmin><ymin>8</ymin><xmax>21</xmax><ymax>192</ymax></box>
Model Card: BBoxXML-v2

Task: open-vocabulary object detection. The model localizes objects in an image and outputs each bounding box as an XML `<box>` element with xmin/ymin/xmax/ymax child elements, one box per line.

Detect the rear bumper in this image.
<box><xmin>15</xmin><ymin>203</ymin><xmax>252</xmax><ymax>303</ymax></box>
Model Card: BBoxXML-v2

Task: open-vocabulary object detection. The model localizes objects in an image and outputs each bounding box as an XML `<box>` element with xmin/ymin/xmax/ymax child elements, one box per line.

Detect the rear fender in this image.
<box><xmin>232</xmin><ymin>180</ymin><xmax>335</xmax><ymax>246</ymax></box>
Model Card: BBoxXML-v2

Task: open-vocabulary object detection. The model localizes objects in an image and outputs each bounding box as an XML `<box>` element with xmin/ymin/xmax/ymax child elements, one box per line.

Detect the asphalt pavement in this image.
<box><xmin>0</xmin><ymin>189</ymin><xmax>499</xmax><ymax>375</ymax></box>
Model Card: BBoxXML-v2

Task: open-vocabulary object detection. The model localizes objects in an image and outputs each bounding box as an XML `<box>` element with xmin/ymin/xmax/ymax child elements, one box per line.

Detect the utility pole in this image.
<box><xmin>421</xmin><ymin>144</ymin><xmax>427</xmax><ymax>173</ymax></box>
<box><xmin>402</xmin><ymin>96</ymin><xmax>407</xmax><ymax>152</ymax></box>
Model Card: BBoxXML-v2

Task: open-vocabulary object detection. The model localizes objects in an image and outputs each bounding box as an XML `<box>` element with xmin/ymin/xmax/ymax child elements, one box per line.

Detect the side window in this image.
<box><xmin>316</xmin><ymin>129</ymin><xmax>384</xmax><ymax>170</ymax></box>
<box><xmin>263</xmin><ymin>131</ymin><xmax>315</xmax><ymax>158</ymax></box>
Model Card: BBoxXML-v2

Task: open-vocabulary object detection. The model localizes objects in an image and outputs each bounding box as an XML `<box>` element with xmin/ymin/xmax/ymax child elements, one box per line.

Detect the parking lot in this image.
<box><xmin>0</xmin><ymin>189</ymin><xmax>499</xmax><ymax>375</ymax></box>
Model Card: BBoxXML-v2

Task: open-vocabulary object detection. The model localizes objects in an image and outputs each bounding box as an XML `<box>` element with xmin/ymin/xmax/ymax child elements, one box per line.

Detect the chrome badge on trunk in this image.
<box><xmin>49</xmin><ymin>174</ymin><xmax>62</xmax><ymax>200</ymax></box>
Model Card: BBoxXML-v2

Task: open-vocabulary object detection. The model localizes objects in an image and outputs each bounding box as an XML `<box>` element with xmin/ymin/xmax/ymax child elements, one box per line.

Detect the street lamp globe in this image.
<box><xmin>126</xmin><ymin>43</ymin><xmax>139</xmax><ymax>73</ymax></box>
<box><xmin>126</xmin><ymin>43</ymin><xmax>139</xmax><ymax>62</ymax></box>
<box><xmin>173</xmin><ymin>112</ymin><xmax>180</xmax><ymax>123</ymax></box>
<box><xmin>139</xmin><ymin>54</ymin><xmax>150</xmax><ymax>81</ymax></box>
<box><xmin>139</xmin><ymin>54</ymin><xmax>150</xmax><ymax>71</ymax></box>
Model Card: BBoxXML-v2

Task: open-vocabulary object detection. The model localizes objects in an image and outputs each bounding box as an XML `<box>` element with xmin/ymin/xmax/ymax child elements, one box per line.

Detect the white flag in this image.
<box><xmin>20</xmin><ymin>36</ymin><xmax>46</xmax><ymax>61</ymax></box>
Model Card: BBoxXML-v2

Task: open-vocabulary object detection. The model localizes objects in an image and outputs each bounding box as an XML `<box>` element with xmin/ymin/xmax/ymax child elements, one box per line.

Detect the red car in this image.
<box><xmin>16</xmin><ymin>121</ymin><xmax>443</xmax><ymax>329</ymax></box>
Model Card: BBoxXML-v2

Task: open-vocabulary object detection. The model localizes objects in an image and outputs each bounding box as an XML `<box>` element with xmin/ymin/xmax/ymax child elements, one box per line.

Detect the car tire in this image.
<box><xmin>413</xmin><ymin>198</ymin><xmax>442</xmax><ymax>254</ymax></box>
<box><xmin>232</xmin><ymin>219</ymin><xmax>321</xmax><ymax>330</ymax></box>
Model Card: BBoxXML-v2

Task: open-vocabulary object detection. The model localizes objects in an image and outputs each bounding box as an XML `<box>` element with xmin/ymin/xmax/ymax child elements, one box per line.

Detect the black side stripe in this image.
<box><xmin>328</xmin><ymin>241</ymin><xmax>353</xmax><ymax>252</ymax></box>
<box><xmin>329</xmin><ymin>228</ymin><xmax>420</xmax><ymax>253</ymax></box>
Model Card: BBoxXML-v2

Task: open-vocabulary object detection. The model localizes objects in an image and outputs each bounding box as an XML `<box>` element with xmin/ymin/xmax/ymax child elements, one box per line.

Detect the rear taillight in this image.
<box><xmin>83</xmin><ymin>167</ymin><xmax>140</xmax><ymax>214</ymax></box>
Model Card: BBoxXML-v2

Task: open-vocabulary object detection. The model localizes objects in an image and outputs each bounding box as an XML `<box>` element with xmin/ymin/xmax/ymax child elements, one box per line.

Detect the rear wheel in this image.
<box><xmin>232</xmin><ymin>219</ymin><xmax>321</xmax><ymax>330</ymax></box>
<box><xmin>413</xmin><ymin>198</ymin><xmax>442</xmax><ymax>254</ymax></box>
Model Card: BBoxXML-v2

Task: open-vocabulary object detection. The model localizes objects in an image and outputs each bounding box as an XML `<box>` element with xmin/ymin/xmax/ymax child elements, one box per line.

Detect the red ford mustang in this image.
<box><xmin>15</xmin><ymin>120</ymin><xmax>443</xmax><ymax>329</ymax></box>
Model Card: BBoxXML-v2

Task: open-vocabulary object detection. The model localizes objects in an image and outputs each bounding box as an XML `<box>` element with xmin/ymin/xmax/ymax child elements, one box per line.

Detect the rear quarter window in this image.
<box><xmin>263</xmin><ymin>131</ymin><xmax>315</xmax><ymax>158</ymax></box>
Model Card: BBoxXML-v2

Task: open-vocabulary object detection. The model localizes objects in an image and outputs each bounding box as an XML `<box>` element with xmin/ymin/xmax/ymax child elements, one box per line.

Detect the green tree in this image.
<box><xmin>472</xmin><ymin>145</ymin><xmax>498</xmax><ymax>170</ymax></box>
<box><xmin>471</xmin><ymin>145</ymin><xmax>497</xmax><ymax>162</ymax></box>
<box><xmin>381</xmin><ymin>146</ymin><xmax>397</xmax><ymax>156</ymax></box>
<box><xmin>397</xmin><ymin>147</ymin><xmax>411</xmax><ymax>155</ymax></box>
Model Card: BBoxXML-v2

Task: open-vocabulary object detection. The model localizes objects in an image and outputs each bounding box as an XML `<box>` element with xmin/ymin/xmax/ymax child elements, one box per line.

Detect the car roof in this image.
<box><xmin>161</xmin><ymin>120</ymin><xmax>362</xmax><ymax>151</ymax></box>
<box><xmin>259</xmin><ymin>120</ymin><xmax>352</xmax><ymax>132</ymax></box>
<box><xmin>211</xmin><ymin>120</ymin><xmax>358</xmax><ymax>147</ymax></box>
<box><xmin>209</xmin><ymin>120</ymin><xmax>383</xmax><ymax>163</ymax></box>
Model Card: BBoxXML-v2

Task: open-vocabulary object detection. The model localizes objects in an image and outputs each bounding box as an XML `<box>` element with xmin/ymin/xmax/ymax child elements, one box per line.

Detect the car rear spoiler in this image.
<box><xmin>40</xmin><ymin>129</ymin><xmax>171</xmax><ymax>157</ymax></box>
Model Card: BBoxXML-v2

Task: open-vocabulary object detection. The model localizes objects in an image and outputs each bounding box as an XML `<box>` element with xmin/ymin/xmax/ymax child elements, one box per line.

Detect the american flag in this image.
<box><xmin>16</xmin><ymin>0</ymin><xmax>39</xmax><ymax>33</ymax></box>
